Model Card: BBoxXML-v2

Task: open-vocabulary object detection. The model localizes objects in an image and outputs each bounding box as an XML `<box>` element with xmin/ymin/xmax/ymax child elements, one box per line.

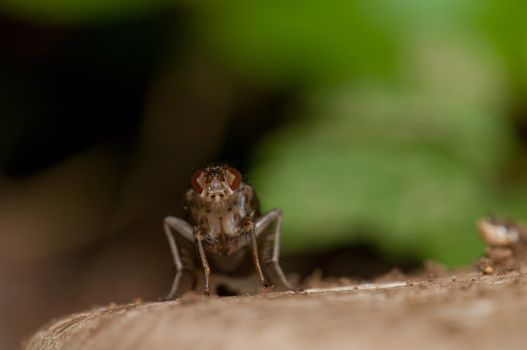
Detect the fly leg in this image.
<box><xmin>164</xmin><ymin>216</ymin><xmax>195</xmax><ymax>300</ymax></box>
<box><xmin>245</xmin><ymin>218</ymin><xmax>272</xmax><ymax>289</ymax></box>
<box><xmin>195</xmin><ymin>229</ymin><xmax>211</xmax><ymax>295</ymax></box>
<box><xmin>254</xmin><ymin>209</ymin><xmax>292</xmax><ymax>290</ymax></box>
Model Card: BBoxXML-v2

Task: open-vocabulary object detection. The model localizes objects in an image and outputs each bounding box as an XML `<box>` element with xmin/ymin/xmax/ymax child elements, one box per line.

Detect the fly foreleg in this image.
<box><xmin>244</xmin><ymin>218</ymin><xmax>272</xmax><ymax>289</ymax></box>
<box><xmin>195</xmin><ymin>229</ymin><xmax>211</xmax><ymax>295</ymax></box>
<box><xmin>254</xmin><ymin>209</ymin><xmax>292</xmax><ymax>290</ymax></box>
<box><xmin>164</xmin><ymin>216</ymin><xmax>195</xmax><ymax>300</ymax></box>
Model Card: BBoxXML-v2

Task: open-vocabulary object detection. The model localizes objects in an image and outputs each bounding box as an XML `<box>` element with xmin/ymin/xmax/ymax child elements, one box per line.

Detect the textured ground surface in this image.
<box><xmin>23</xmin><ymin>269</ymin><xmax>527</xmax><ymax>350</ymax></box>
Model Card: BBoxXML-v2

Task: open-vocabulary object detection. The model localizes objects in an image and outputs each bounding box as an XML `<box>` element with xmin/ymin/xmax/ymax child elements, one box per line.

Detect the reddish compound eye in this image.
<box><xmin>191</xmin><ymin>170</ymin><xmax>204</xmax><ymax>193</ymax></box>
<box><xmin>225</xmin><ymin>167</ymin><xmax>241</xmax><ymax>190</ymax></box>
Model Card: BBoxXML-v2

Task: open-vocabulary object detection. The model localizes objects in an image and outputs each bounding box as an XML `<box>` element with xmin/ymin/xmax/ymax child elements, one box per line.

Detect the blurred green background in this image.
<box><xmin>1</xmin><ymin>0</ymin><xmax>527</xmax><ymax>348</ymax></box>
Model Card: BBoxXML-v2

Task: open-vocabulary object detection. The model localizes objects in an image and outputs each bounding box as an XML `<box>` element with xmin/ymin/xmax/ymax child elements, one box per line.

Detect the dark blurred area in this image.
<box><xmin>0</xmin><ymin>16</ymin><xmax>156</xmax><ymax>176</ymax></box>
<box><xmin>0</xmin><ymin>5</ymin><xmax>301</xmax><ymax>348</ymax></box>
<box><xmin>1</xmin><ymin>1</ymin><xmax>527</xmax><ymax>348</ymax></box>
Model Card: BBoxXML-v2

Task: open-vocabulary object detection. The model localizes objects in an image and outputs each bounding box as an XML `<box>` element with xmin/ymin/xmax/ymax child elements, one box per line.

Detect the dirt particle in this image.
<box><xmin>483</xmin><ymin>265</ymin><xmax>494</xmax><ymax>274</ymax></box>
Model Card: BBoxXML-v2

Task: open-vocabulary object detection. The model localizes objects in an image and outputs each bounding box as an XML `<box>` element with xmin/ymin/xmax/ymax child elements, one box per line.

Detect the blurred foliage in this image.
<box><xmin>232</xmin><ymin>1</ymin><xmax>527</xmax><ymax>266</ymax></box>
<box><xmin>478</xmin><ymin>0</ymin><xmax>527</xmax><ymax>91</ymax></box>
<box><xmin>251</xmin><ymin>73</ymin><xmax>511</xmax><ymax>265</ymax></box>
<box><xmin>196</xmin><ymin>1</ymin><xmax>400</xmax><ymax>84</ymax></box>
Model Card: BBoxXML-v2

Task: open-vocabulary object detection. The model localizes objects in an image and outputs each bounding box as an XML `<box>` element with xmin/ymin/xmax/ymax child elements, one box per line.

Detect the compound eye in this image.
<box><xmin>225</xmin><ymin>167</ymin><xmax>241</xmax><ymax>190</ymax></box>
<box><xmin>191</xmin><ymin>170</ymin><xmax>204</xmax><ymax>194</ymax></box>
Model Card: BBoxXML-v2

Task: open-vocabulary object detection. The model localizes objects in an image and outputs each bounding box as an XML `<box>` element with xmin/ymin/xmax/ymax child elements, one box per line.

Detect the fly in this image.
<box><xmin>163</xmin><ymin>165</ymin><xmax>292</xmax><ymax>299</ymax></box>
